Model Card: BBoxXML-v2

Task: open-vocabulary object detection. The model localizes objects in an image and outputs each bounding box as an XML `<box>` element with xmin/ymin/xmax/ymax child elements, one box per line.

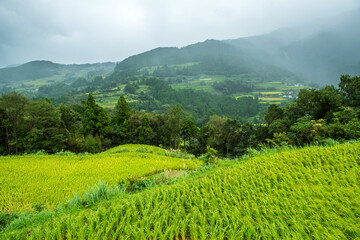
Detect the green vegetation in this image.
<box><xmin>263</xmin><ymin>76</ymin><xmax>360</xmax><ymax>147</ymax></box>
<box><xmin>0</xmin><ymin>61</ymin><xmax>115</xmax><ymax>95</ymax></box>
<box><xmin>0</xmin><ymin>74</ymin><xmax>359</xmax><ymax>158</ymax></box>
<box><xmin>1</xmin><ymin>17</ymin><xmax>360</xmax><ymax>238</ymax></box>
<box><xmin>0</xmin><ymin>39</ymin><xmax>306</xmax><ymax>122</ymax></box>
<box><xmin>0</xmin><ymin>145</ymin><xmax>201</xmax><ymax>212</ymax></box>
<box><xmin>104</xmin><ymin>144</ymin><xmax>166</xmax><ymax>154</ymax></box>
<box><xmin>1</xmin><ymin>143</ymin><xmax>359</xmax><ymax>239</ymax></box>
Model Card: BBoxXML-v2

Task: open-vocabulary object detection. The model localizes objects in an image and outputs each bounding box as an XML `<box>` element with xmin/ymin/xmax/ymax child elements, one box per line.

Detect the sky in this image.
<box><xmin>0</xmin><ymin>0</ymin><xmax>359</xmax><ymax>67</ymax></box>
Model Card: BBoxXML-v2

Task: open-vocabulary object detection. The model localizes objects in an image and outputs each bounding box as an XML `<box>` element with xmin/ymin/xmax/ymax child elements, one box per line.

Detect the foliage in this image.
<box><xmin>212</xmin><ymin>79</ymin><xmax>253</xmax><ymax>94</ymax></box>
<box><xmin>161</xmin><ymin>105</ymin><xmax>187</xmax><ymax>148</ymax></box>
<box><xmin>113</xmin><ymin>95</ymin><xmax>131</xmax><ymax>127</ymax></box>
<box><xmin>82</xmin><ymin>93</ymin><xmax>110</xmax><ymax>139</ymax></box>
<box><xmin>198</xmin><ymin>146</ymin><xmax>218</xmax><ymax>165</ymax></box>
<box><xmin>104</xmin><ymin>144</ymin><xmax>166</xmax><ymax>154</ymax></box>
<box><xmin>82</xmin><ymin>135</ymin><xmax>102</xmax><ymax>153</ymax></box>
<box><xmin>23</xmin><ymin>100</ymin><xmax>67</xmax><ymax>153</ymax></box>
<box><xmin>0</xmin><ymin>74</ymin><xmax>359</xmax><ymax>158</ymax></box>
<box><xmin>264</xmin><ymin>104</ymin><xmax>284</xmax><ymax>125</ymax></box>
<box><xmin>0</xmin><ymin>92</ymin><xmax>27</xmax><ymax>154</ymax></box>
<box><xmin>137</xmin><ymin>114</ymin><xmax>153</xmax><ymax>144</ymax></box>
<box><xmin>339</xmin><ymin>74</ymin><xmax>360</xmax><ymax>107</ymax></box>
<box><xmin>296</xmin><ymin>86</ymin><xmax>343</xmax><ymax>120</ymax></box>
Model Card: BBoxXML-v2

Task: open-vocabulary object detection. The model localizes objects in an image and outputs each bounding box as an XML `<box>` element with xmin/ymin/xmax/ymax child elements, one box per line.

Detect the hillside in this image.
<box><xmin>98</xmin><ymin>39</ymin><xmax>302</xmax><ymax>112</ymax></box>
<box><xmin>0</xmin><ymin>9</ymin><xmax>358</xmax><ymax>111</ymax></box>
<box><xmin>0</xmin><ymin>40</ymin><xmax>303</xmax><ymax>112</ymax></box>
<box><xmin>0</xmin><ymin>60</ymin><xmax>115</xmax><ymax>93</ymax></box>
<box><xmin>115</xmin><ymin>39</ymin><xmax>299</xmax><ymax>82</ymax></box>
<box><xmin>226</xmin><ymin>9</ymin><xmax>360</xmax><ymax>85</ymax></box>
<box><xmin>2</xmin><ymin>142</ymin><xmax>359</xmax><ymax>239</ymax></box>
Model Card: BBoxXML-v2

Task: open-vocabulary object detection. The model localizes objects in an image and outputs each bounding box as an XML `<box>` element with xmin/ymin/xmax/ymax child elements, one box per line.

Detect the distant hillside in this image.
<box><xmin>226</xmin><ymin>9</ymin><xmax>360</xmax><ymax>85</ymax></box>
<box><xmin>0</xmin><ymin>61</ymin><xmax>62</xmax><ymax>83</ymax></box>
<box><xmin>116</xmin><ymin>40</ymin><xmax>244</xmax><ymax>71</ymax></box>
<box><xmin>0</xmin><ymin>60</ymin><xmax>116</xmax><ymax>86</ymax></box>
<box><xmin>114</xmin><ymin>39</ymin><xmax>299</xmax><ymax>83</ymax></box>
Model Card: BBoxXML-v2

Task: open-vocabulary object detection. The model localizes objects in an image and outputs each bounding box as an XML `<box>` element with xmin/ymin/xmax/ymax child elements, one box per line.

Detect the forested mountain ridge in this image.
<box><xmin>0</xmin><ymin>61</ymin><xmax>62</xmax><ymax>83</ymax></box>
<box><xmin>114</xmin><ymin>39</ymin><xmax>298</xmax><ymax>82</ymax></box>
<box><xmin>0</xmin><ymin>61</ymin><xmax>116</xmax><ymax>92</ymax></box>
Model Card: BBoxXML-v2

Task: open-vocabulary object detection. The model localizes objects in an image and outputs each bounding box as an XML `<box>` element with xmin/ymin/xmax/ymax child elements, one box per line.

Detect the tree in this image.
<box><xmin>181</xmin><ymin>119</ymin><xmax>198</xmax><ymax>147</ymax></box>
<box><xmin>0</xmin><ymin>92</ymin><xmax>27</xmax><ymax>154</ymax></box>
<box><xmin>162</xmin><ymin>105</ymin><xmax>187</xmax><ymax>148</ymax></box>
<box><xmin>138</xmin><ymin>114</ymin><xmax>153</xmax><ymax>144</ymax></box>
<box><xmin>58</xmin><ymin>104</ymin><xmax>83</xmax><ymax>152</ymax></box>
<box><xmin>207</xmin><ymin>115</ymin><xmax>227</xmax><ymax>153</ymax></box>
<box><xmin>339</xmin><ymin>75</ymin><xmax>360</xmax><ymax>107</ymax></box>
<box><xmin>82</xmin><ymin>93</ymin><xmax>110</xmax><ymax>139</ymax></box>
<box><xmin>268</xmin><ymin>119</ymin><xmax>288</xmax><ymax>135</ymax></box>
<box><xmin>264</xmin><ymin>104</ymin><xmax>284</xmax><ymax>125</ymax></box>
<box><xmin>327</xmin><ymin>107</ymin><xmax>360</xmax><ymax>141</ymax></box>
<box><xmin>58</xmin><ymin>104</ymin><xmax>81</xmax><ymax>133</ymax></box>
<box><xmin>223</xmin><ymin>119</ymin><xmax>241</xmax><ymax>155</ymax></box>
<box><xmin>23</xmin><ymin>100</ymin><xmax>67</xmax><ymax>153</ymax></box>
<box><xmin>296</xmin><ymin>86</ymin><xmax>342</xmax><ymax>120</ymax></box>
<box><xmin>0</xmin><ymin>109</ymin><xmax>11</xmax><ymax>154</ymax></box>
<box><xmin>113</xmin><ymin>95</ymin><xmax>131</xmax><ymax>126</ymax></box>
<box><xmin>124</xmin><ymin>83</ymin><xmax>136</xmax><ymax>94</ymax></box>
<box><xmin>110</xmin><ymin>95</ymin><xmax>132</xmax><ymax>145</ymax></box>
<box><xmin>290</xmin><ymin>117</ymin><xmax>326</xmax><ymax>145</ymax></box>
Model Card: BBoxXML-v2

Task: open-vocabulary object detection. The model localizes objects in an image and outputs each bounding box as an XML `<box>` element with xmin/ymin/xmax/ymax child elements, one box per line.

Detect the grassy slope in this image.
<box><xmin>0</xmin><ymin>146</ymin><xmax>201</xmax><ymax>212</ymax></box>
<box><xmin>104</xmin><ymin>144</ymin><xmax>167</xmax><ymax>154</ymax></box>
<box><xmin>0</xmin><ymin>61</ymin><xmax>115</xmax><ymax>91</ymax></box>
<box><xmin>3</xmin><ymin>142</ymin><xmax>360</xmax><ymax>239</ymax></box>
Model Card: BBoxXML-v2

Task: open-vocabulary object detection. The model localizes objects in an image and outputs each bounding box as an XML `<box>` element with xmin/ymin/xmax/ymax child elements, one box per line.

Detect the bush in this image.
<box><xmin>84</xmin><ymin>181</ymin><xmax>109</xmax><ymax>206</ymax></box>
<box><xmin>82</xmin><ymin>135</ymin><xmax>102</xmax><ymax>153</ymax></box>
<box><xmin>319</xmin><ymin>138</ymin><xmax>339</xmax><ymax>146</ymax></box>
<box><xmin>0</xmin><ymin>212</ymin><xmax>19</xmax><ymax>231</ymax></box>
<box><xmin>199</xmin><ymin>146</ymin><xmax>218</xmax><ymax>165</ymax></box>
<box><xmin>55</xmin><ymin>151</ymin><xmax>76</xmax><ymax>156</ymax></box>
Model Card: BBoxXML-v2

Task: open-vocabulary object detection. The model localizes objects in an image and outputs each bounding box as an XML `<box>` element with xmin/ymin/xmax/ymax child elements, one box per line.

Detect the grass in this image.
<box><xmin>104</xmin><ymin>144</ymin><xmax>167</xmax><ymax>154</ymax></box>
<box><xmin>260</xmin><ymin>91</ymin><xmax>282</xmax><ymax>94</ymax></box>
<box><xmin>77</xmin><ymin>73</ymin><xmax>306</xmax><ymax>109</ymax></box>
<box><xmin>0</xmin><ymin>146</ymin><xmax>201</xmax><ymax>212</ymax></box>
<box><xmin>2</xmin><ymin>142</ymin><xmax>359</xmax><ymax>239</ymax></box>
<box><xmin>259</xmin><ymin>97</ymin><xmax>286</xmax><ymax>101</ymax></box>
<box><xmin>1</xmin><ymin>63</ymin><xmax>115</xmax><ymax>92</ymax></box>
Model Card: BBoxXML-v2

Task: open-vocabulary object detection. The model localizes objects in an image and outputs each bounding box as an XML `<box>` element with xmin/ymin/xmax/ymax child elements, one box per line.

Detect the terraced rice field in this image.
<box><xmin>0</xmin><ymin>145</ymin><xmax>201</xmax><ymax>212</ymax></box>
<box><xmin>2</xmin><ymin>143</ymin><xmax>359</xmax><ymax>239</ymax></box>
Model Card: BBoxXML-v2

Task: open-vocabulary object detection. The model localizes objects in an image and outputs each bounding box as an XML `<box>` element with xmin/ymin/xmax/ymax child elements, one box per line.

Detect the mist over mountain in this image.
<box><xmin>114</xmin><ymin>39</ymin><xmax>298</xmax><ymax>83</ymax></box>
<box><xmin>0</xmin><ymin>61</ymin><xmax>115</xmax><ymax>84</ymax></box>
<box><xmin>226</xmin><ymin>9</ymin><xmax>360</xmax><ymax>85</ymax></box>
<box><xmin>0</xmin><ymin>8</ymin><xmax>359</xmax><ymax>91</ymax></box>
<box><xmin>111</xmin><ymin>8</ymin><xmax>360</xmax><ymax>86</ymax></box>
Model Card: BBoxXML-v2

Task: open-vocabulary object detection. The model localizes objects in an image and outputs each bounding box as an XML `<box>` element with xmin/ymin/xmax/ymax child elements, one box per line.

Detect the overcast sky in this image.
<box><xmin>0</xmin><ymin>0</ymin><xmax>359</xmax><ymax>67</ymax></box>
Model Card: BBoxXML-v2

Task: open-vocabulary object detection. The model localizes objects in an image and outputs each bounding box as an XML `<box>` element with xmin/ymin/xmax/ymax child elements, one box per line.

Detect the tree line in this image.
<box><xmin>0</xmin><ymin>75</ymin><xmax>359</xmax><ymax>157</ymax></box>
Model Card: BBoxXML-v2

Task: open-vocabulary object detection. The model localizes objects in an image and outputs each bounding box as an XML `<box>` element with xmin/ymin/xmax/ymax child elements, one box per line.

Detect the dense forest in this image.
<box><xmin>0</xmin><ymin>75</ymin><xmax>359</xmax><ymax>157</ymax></box>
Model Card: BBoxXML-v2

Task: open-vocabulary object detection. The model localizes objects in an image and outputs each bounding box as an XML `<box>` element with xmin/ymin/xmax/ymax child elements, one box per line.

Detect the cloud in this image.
<box><xmin>0</xmin><ymin>0</ymin><xmax>359</xmax><ymax>67</ymax></box>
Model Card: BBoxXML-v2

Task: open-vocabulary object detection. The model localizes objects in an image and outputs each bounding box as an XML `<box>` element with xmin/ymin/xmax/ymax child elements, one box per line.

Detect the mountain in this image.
<box><xmin>0</xmin><ymin>61</ymin><xmax>62</xmax><ymax>83</ymax></box>
<box><xmin>114</xmin><ymin>39</ymin><xmax>299</xmax><ymax>82</ymax></box>
<box><xmin>0</xmin><ymin>60</ymin><xmax>116</xmax><ymax>86</ymax></box>
<box><xmin>1</xmin><ymin>9</ymin><xmax>358</xmax><ymax>98</ymax></box>
<box><xmin>226</xmin><ymin>9</ymin><xmax>360</xmax><ymax>85</ymax></box>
